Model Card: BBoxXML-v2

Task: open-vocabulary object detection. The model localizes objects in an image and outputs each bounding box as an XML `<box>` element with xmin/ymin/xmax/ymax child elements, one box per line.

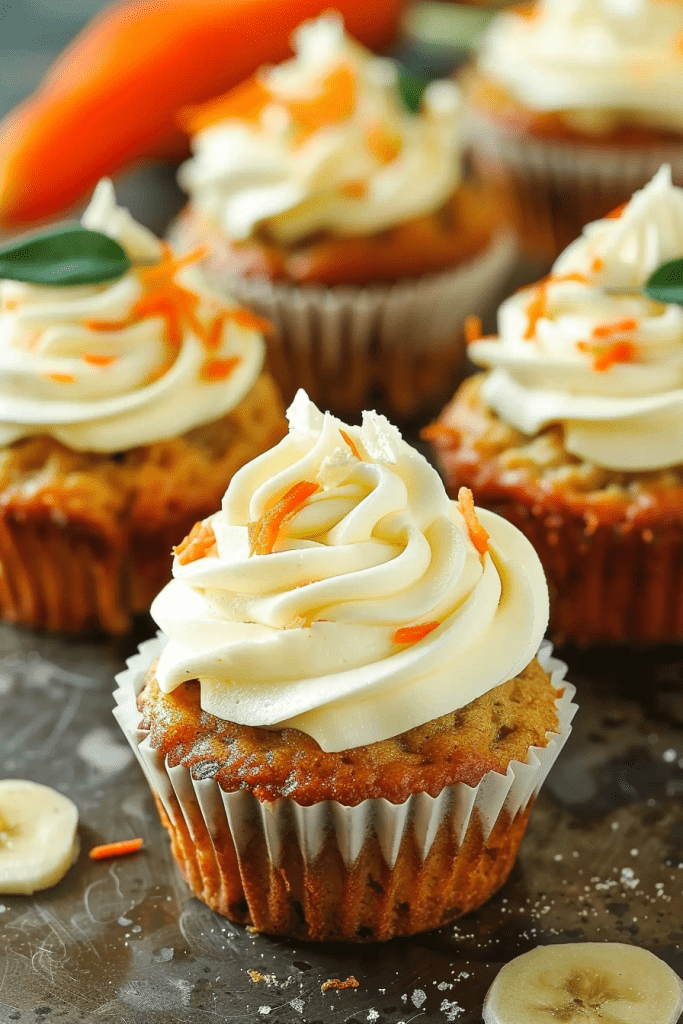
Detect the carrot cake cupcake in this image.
<box><xmin>171</xmin><ymin>13</ymin><xmax>515</xmax><ymax>418</ymax></box>
<box><xmin>114</xmin><ymin>389</ymin><xmax>576</xmax><ymax>942</ymax></box>
<box><xmin>427</xmin><ymin>166</ymin><xmax>683</xmax><ymax>646</ymax></box>
<box><xmin>0</xmin><ymin>178</ymin><xmax>286</xmax><ymax>634</ymax></box>
<box><xmin>465</xmin><ymin>0</ymin><xmax>683</xmax><ymax>258</ymax></box>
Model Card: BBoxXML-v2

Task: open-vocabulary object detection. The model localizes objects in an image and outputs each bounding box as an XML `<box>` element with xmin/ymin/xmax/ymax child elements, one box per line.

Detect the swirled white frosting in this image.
<box><xmin>0</xmin><ymin>179</ymin><xmax>264</xmax><ymax>453</ymax></box>
<box><xmin>479</xmin><ymin>0</ymin><xmax>683</xmax><ymax>135</ymax></box>
<box><xmin>178</xmin><ymin>14</ymin><xmax>462</xmax><ymax>245</ymax></box>
<box><xmin>151</xmin><ymin>391</ymin><xmax>549</xmax><ymax>752</ymax></box>
<box><xmin>469</xmin><ymin>165</ymin><xmax>683</xmax><ymax>471</ymax></box>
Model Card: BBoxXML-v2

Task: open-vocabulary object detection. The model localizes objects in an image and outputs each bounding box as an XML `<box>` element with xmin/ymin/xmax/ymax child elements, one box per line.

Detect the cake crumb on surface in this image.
<box><xmin>321</xmin><ymin>975</ymin><xmax>359</xmax><ymax>992</ymax></box>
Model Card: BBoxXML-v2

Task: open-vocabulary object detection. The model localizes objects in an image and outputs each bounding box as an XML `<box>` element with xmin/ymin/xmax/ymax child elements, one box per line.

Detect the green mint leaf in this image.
<box><xmin>397</xmin><ymin>68</ymin><xmax>428</xmax><ymax>114</ymax></box>
<box><xmin>0</xmin><ymin>225</ymin><xmax>131</xmax><ymax>287</ymax></box>
<box><xmin>645</xmin><ymin>257</ymin><xmax>683</xmax><ymax>305</ymax></box>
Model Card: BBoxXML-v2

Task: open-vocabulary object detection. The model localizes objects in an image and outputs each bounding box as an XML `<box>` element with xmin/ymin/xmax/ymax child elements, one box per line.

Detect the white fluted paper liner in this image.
<box><xmin>113</xmin><ymin>636</ymin><xmax>576</xmax><ymax>872</ymax></box>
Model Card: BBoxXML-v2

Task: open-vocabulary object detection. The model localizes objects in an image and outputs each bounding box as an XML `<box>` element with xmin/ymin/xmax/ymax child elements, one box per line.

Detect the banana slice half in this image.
<box><xmin>0</xmin><ymin>780</ymin><xmax>79</xmax><ymax>895</ymax></box>
<box><xmin>483</xmin><ymin>942</ymin><xmax>683</xmax><ymax>1024</ymax></box>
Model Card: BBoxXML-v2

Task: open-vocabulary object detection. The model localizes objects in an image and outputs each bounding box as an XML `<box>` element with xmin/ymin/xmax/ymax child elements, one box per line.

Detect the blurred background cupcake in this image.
<box><xmin>0</xmin><ymin>179</ymin><xmax>285</xmax><ymax>634</ymax></box>
<box><xmin>464</xmin><ymin>0</ymin><xmax>683</xmax><ymax>260</ymax></box>
<box><xmin>426</xmin><ymin>166</ymin><xmax>683</xmax><ymax>647</ymax></box>
<box><xmin>171</xmin><ymin>13</ymin><xmax>515</xmax><ymax>420</ymax></box>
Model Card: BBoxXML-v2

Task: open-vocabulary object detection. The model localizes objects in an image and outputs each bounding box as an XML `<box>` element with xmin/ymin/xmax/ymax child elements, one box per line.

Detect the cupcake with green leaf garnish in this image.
<box><xmin>0</xmin><ymin>178</ymin><xmax>285</xmax><ymax>634</ymax></box>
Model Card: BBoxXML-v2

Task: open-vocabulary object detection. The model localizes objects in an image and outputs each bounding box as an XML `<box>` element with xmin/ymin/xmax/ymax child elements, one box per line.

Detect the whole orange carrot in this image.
<box><xmin>0</xmin><ymin>0</ymin><xmax>404</xmax><ymax>228</ymax></box>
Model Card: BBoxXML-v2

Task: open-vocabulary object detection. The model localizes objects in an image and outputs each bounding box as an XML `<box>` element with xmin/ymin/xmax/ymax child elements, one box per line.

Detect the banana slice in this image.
<box><xmin>0</xmin><ymin>780</ymin><xmax>79</xmax><ymax>895</ymax></box>
<box><xmin>483</xmin><ymin>942</ymin><xmax>683</xmax><ymax>1024</ymax></box>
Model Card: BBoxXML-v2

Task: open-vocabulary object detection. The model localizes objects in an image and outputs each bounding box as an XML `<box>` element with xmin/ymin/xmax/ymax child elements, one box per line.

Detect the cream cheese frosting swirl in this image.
<box><xmin>469</xmin><ymin>166</ymin><xmax>683</xmax><ymax>471</ymax></box>
<box><xmin>151</xmin><ymin>391</ymin><xmax>549</xmax><ymax>752</ymax></box>
<box><xmin>478</xmin><ymin>0</ymin><xmax>683</xmax><ymax>135</ymax></box>
<box><xmin>0</xmin><ymin>179</ymin><xmax>264</xmax><ymax>453</ymax></box>
<box><xmin>178</xmin><ymin>14</ymin><xmax>462</xmax><ymax>245</ymax></box>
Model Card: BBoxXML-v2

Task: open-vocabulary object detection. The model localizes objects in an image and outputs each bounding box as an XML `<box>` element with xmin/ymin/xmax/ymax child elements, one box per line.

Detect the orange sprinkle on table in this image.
<box><xmin>83</xmin><ymin>353</ymin><xmax>117</xmax><ymax>367</ymax></box>
<box><xmin>200</xmin><ymin>356</ymin><xmax>241</xmax><ymax>382</ymax></box>
<box><xmin>340</xmin><ymin>428</ymin><xmax>361</xmax><ymax>460</ymax></box>
<box><xmin>366</xmin><ymin>124</ymin><xmax>402</xmax><ymax>164</ymax></box>
<box><xmin>89</xmin><ymin>838</ymin><xmax>143</xmax><ymax>861</ymax></box>
<box><xmin>393</xmin><ymin>621</ymin><xmax>440</xmax><ymax>645</ymax></box>
<box><xmin>174</xmin><ymin>520</ymin><xmax>217</xmax><ymax>564</ymax></box>
<box><xmin>591</xmin><ymin>318</ymin><xmax>638</xmax><ymax>339</ymax></box>
<box><xmin>45</xmin><ymin>372</ymin><xmax>75</xmax><ymax>384</ymax></box>
<box><xmin>341</xmin><ymin>179</ymin><xmax>368</xmax><ymax>199</ymax></box>
<box><xmin>458</xmin><ymin>486</ymin><xmax>489</xmax><ymax>556</ymax></box>
<box><xmin>464</xmin><ymin>314</ymin><xmax>483</xmax><ymax>346</ymax></box>
<box><xmin>249</xmin><ymin>480</ymin><xmax>320</xmax><ymax>556</ymax></box>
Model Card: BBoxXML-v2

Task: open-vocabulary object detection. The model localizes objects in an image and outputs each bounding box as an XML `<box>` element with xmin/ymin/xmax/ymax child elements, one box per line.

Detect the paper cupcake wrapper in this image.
<box><xmin>172</xmin><ymin>221</ymin><xmax>515</xmax><ymax>418</ymax></box>
<box><xmin>466</xmin><ymin>105</ymin><xmax>683</xmax><ymax>259</ymax></box>
<box><xmin>114</xmin><ymin>637</ymin><xmax>575</xmax><ymax>869</ymax></box>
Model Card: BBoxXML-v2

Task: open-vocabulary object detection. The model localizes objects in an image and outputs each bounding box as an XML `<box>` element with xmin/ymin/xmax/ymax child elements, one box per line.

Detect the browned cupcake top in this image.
<box><xmin>137</xmin><ymin>656</ymin><xmax>560</xmax><ymax>806</ymax></box>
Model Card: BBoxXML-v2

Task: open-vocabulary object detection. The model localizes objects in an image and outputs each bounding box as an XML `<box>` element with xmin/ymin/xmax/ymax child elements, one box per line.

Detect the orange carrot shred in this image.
<box><xmin>89</xmin><ymin>837</ymin><xmax>143</xmax><ymax>861</ymax></box>
<box><xmin>524</xmin><ymin>286</ymin><xmax>547</xmax><ymax>339</ymax></box>
<box><xmin>606</xmin><ymin>202</ymin><xmax>627</xmax><ymax>219</ymax></box>
<box><xmin>591</xmin><ymin>318</ymin><xmax>638</xmax><ymax>339</ymax></box>
<box><xmin>458</xmin><ymin>487</ymin><xmax>489</xmax><ymax>556</ymax></box>
<box><xmin>339</xmin><ymin>428</ymin><xmax>361</xmax><ymax>460</ymax></box>
<box><xmin>366</xmin><ymin>124</ymin><xmax>402</xmax><ymax>164</ymax></box>
<box><xmin>249</xmin><ymin>481</ymin><xmax>320</xmax><ymax>556</ymax></box>
<box><xmin>592</xmin><ymin>340</ymin><xmax>639</xmax><ymax>372</ymax></box>
<box><xmin>341</xmin><ymin>179</ymin><xmax>367</xmax><ymax>199</ymax></box>
<box><xmin>393</xmin><ymin>622</ymin><xmax>440</xmax><ymax>645</ymax></box>
<box><xmin>201</xmin><ymin>356</ymin><xmax>241</xmax><ymax>382</ymax></box>
<box><xmin>591</xmin><ymin>256</ymin><xmax>604</xmax><ymax>273</ymax></box>
<box><xmin>83</xmin><ymin>353</ymin><xmax>117</xmax><ymax>367</ymax></box>
<box><xmin>464</xmin><ymin>314</ymin><xmax>483</xmax><ymax>346</ymax></box>
<box><xmin>45</xmin><ymin>372</ymin><xmax>75</xmax><ymax>384</ymax></box>
<box><xmin>226</xmin><ymin>308</ymin><xmax>272</xmax><ymax>334</ymax></box>
<box><xmin>86</xmin><ymin>318</ymin><xmax>131</xmax><ymax>332</ymax></box>
<box><xmin>419</xmin><ymin>422</ymin><xmax>460</xmax><ymax>446</ymax></box>
<box><xmin>286</xmin><ymin>65</ymin><xmax>356</xmax><ymax>130</ymax></box>
<box><xmin>174</xmin><ymin>520</ymin><xmax>217</xmax><ymax>564</ymax></box>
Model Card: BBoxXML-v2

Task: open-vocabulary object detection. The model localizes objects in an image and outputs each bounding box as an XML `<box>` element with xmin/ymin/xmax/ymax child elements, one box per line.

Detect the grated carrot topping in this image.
<box><xmin>524</xmin><ymin>286</ymin><xmax>547</xmax><ymax>340</ymax></box>
<box><xmin>341</xmin><ymin>179</ymin><xmax>368</xmax><ymax>199</ymax></box>
<box><xmin>605</xmin><ymin>202</ymin><xmax>627</xmax><ymax>219</ymax></box>
<box><xmin>464</xmin><ymin>314</ymin><xmax>483</xmax><ymax>346</ymax></box>
<box><xmin>83</xmin><ymin>353</ymin><xmax>117</xmax><ymax>367</ymax></box>
<box><xmin>458</xmin><ymin>486</ymin><xmax>489</xmax><ymax>556</ymax></box>
<box><xmin>591</xmin><ymin>318</ymin><xmax>638</xmax><ymax>339</ymax></box>
<box><xmin>419</xmin><ymin>422</ymin><xmax>460</xmax><ymax>446</ymax></box>
<box><xmin>591</xmin><ymin>256</ymin><xmax>604</xmax><ymax>273</ymax></box>
<box><xmin>89</xmin><ymin>837</ymin><xmax>143</xmax><ymax>861</ymax></box>
<box><xmin>393</xmin><ymin>621</ymin><xmax>440</xmax><ymax>645</ymax></box>
<box><xmin>339</xmin><ymin>428</ymin><xmax>361</xmax><ymax>460</ymax></box>
<box><xmin>249</xmin><ymin>480</ymin><xmax>320</xmax><ymax>557</ymax></box>
<box><xmin>180</xmin><ymin>77</ymin><xmax>272</xmax><ymax>135</ymax></box>
<box><xmin>3</xmin><ymin>299</ymin><xmax>19</xmax><ymax>311</ymax></box>
<box><xmin>287</xmin><ymin>65</ymin><xmax>356</xmax><ymax>131</ymax></box>
<box><xmin>593</xmin><ymin>340</ymin><xmax>639</xmax><ymax>372</ymax></box>
<box><xmin>226</xmin><ymin>308</ymin><xmax>272</xmax><ymax>334</ymax></box>
<box><xmin>204</xmin><ymin>311</ymin><xmax>229</xmax><ymax>351</ymax></box>
<box><xmin>366</xmin><ymin>124</ymin><xmax>402</xmax><ymax>164</ymax></box>
<box><xmin>200</xmin><ymin>356</ymin><xmax>241</xmax><ymax>382</ymax></box>
<box><xmin>174</xmin><ymin>520</ymin><xmax>217</xmax><ymax>564</ymax></box>
<box><xmin>85</xmin><ymin>319</ymin><xmax>130</xmax><ymax>332</ymax></box>
<box><xmin>45</xmin><ymin>372</ymin><xmax>75</xmax><ymax>384</ymax></box>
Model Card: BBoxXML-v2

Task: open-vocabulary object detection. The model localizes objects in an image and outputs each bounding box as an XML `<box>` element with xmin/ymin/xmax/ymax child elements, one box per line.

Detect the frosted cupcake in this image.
<box><xmin>427</xmin><ymin>166</ymin><xmax>683</xmax><ymax>645</ymax></box>
<box><xmin>171</xmin><ymin>14</ymin><xmax>515</xmax><ymax>418</ymax></box>
<box><xmin>466</xmin><ymin>0</ymin><xmax>683</xmax><ymax>258</ymax></box>
<box><xmin>114</xmin><ymin>390</ymin><xmax>576</xmax><ymax>942</ymax></box>
<box><xmin>0</xmin><ymin>179</ymin><xmax>286</xmax><ymax>634</ymax></box>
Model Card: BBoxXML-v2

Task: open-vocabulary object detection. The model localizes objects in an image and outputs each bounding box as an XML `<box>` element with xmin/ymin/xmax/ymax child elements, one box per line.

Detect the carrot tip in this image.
<box><xmin>89</xmin><ymin>837</ymin><xmax>144</xmax><ymax>861</ymax></box>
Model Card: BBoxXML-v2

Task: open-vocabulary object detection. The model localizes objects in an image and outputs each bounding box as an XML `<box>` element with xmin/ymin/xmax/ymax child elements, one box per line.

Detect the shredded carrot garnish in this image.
<box><xmin>249</xmin><ymin>480</ymin><xmax>320</xmax><ymax>556</ymax></box>
<box><xmin>458</xmin><ymin>487</ymin><xmax>489</xmax><ymax>556</ymax></box>
<box><xmin>592</xmin><ymin>341</ymin><xmax>639</xmax><ymax>372</ymax></box>
<box><xmin>464</xmin><ymin>314</ymin><xmax>483</xmax><ymax>346</ymax></box>
<box><xmin>45</xmin><ymin>372</ymin><xmax>75</xmax><ymax>384</ymax></box>
<box><xmin>3</xmin><ymin>299</ymin><xmax>19</xmax><ymax>311</ymax></box>
<box><xmin>591</xmin><ymin>318</ymin><xmax>638</xmax><ymax>339</ymax></box>
<box><xmin>181</xmin><ymin>77</ymin><xmax>272</xmax><ymax>134</ymax></box>
<box><xmin>393</xmin><ymin>622</ymin><xmax>440</xmax><ymax>645</ymax></box>
<box><xmin>339</xmin><ymin>428</ymin><xmax>361</xmax><ymax>460</ymax></box>
<box><xmin>287</xmin><ymin>65</ymin><xmax>356</xmax><ymax>131</ymax></box>
<box><xmin>366</xmin><ymin>124</ymin><xmax>402</xmax><ymax>164</ymax></box>
<box><xmin>83</xmin><ymin>353</ymin><xmax>117</xmax><ymax>367</ymax></box>
<box><xmin>591</xmin><ymin>256</ymin><xmax>604</xmax><ymax>273</ymax></box>
<box><xmin>85</xmin><ymin>318</ymin><xmax>130</xmax><ymax>332</ymax></box>
<box><xmin>524</xmin><ymin>287</ymin><xmax>547</xmax><ymax>340</ymax></box>
<box><xmin>89</xmin><ymin>837</ymin><xmax>143</xmax><ymax>861</ymax></box>
<box><xmin>226</xmin><ymin>308</ymin><xmax>272</xmax><ymax>334</ymax></box>
<box><xmin>419</xmin><ymin>422</ymin><xmax>460</xmax><ymax>446</ymax></box>
<box><xmin>605</xmin><ymin>202</ymin><xmax>627</xmax><ymax>219</ymax></box>
<box><xmin>204</xmin><ymin>311</ymin><xmax>229</xmax><ymax>351</ymax></box>
<box><xmin>200</xmin><ymin>356</ymin><xmax>241</xmax><ymax>382</ymax></box>
<box><xmin>174</xmin><ymin>520</ymin><xmax>217</xmax><ymax>564</ymax></box>
<box><xmin>341</xmin><ymin>179</ymin><xmax>368</xmax><ymax>199</ymax></box>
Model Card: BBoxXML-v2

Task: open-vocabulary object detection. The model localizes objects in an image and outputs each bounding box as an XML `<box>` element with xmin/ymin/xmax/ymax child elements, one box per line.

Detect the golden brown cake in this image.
<box><xmin>114</xmin><ymin>392</ymin><xmax>576</xmax><ymax>941</ymax></box>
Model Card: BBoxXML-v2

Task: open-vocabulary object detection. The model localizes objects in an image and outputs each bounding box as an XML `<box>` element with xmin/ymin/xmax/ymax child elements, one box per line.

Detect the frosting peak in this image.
<box><xmin>178</xmin><ymin>14</ymin><xmax>462</xmax><ymax>244</ymax></box>
<box><xmin>0</xmin><ymin>179</ymin><xmax>265</xmax><ymax>453</ymax></box>
<box><xmin>469</xmin><ymin>166</ymin><xmax>683</xmax><ymax>471</ymax></box>
<box><xmin>151</xmin><ymin>392</ymin><xmax>549</xmax><ymax>752</ymax></box>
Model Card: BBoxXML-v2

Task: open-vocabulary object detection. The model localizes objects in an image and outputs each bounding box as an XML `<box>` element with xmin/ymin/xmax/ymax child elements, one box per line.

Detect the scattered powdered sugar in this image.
<box><xmin>289</xmin><ymin>997</ymin><xmax>305</xmax><ymax>1013</ymax></box>
<box><xmin>440</xmin><ymin>997</ymin><xmax>464</xmax><ymax>1020</ymax></box>
<box><xmin>411</xmin><ymin>988</ymin><xmax>427</xmax><ymax>1008</ymax></box>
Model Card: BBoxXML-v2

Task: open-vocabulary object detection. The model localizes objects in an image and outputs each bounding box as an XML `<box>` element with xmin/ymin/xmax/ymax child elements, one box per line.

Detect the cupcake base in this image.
<box><xmin>114</xmin><ymin>639</ymin><xmax>575</xmax><ymax>942</ymax></box>
<box><xmin>0</xmin><ymin>372</ymin><xmax>285</xmax><ymax>634</ymax></box>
